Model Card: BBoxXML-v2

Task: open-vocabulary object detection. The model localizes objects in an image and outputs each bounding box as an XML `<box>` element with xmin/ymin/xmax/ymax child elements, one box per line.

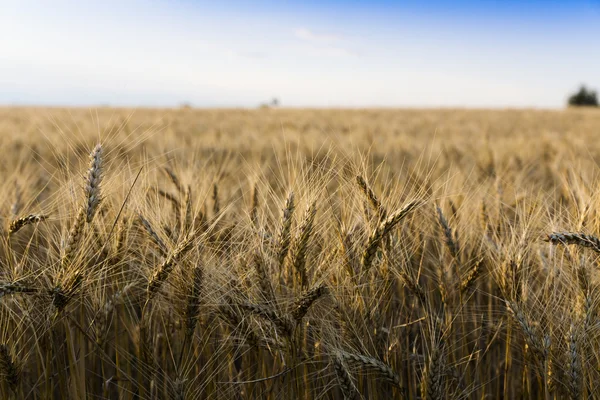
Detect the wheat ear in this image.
<box><xmin>338</xmin><ymin>350</ymin><xmax>401</xmax><ymax>387</ymax></box>
<box><xmin>289</xmin><ymin>201</ymin><xmax>317</xmax><ymax>288</ymax></box>
<box><xmin>356</xmin><ymin>175</ymin><xmax>387</xmax><ymax>219</ymax></box>
<box><xmin>0</xmin><ymin>344</ymin><xmax>19</xmax><ymax>391</ymax></box>
<box><xmin>566</xmin><ymin>324</ymin><xmax>582</xmax><ymax>400</ymax></box>
<box><xmin>184</xmin><ymin>263</ymin><xmax>203</xmax><ymax>339</ymax></box>
<box><xmin>362</xmin><ymin>200</ymin><xmax>421</xmax><ymax>271</ymax></box>
<box><xmin>184</xmin><ymin>185</ymin><xmax>193</xmax><ymax>232</ymax></box>
<box><xmin>421</xmin><ymin>340</ymin><xmax>446</xmax><ymax>400</ymax></box>
<box><xmin>84</xmin><ymin>144</ymin><xmax>103</xmax><ymax>223</ymax></box>
<box><xmin>436</xmin><ymin>206</ymin><xmax>459</xmax><ymax>259</ymax></box>
<box><xmin>291</xmin><ymin>283</ymin><xmax>328</xmax><ymax>322</ymax></box>
<box><xmin>333</xmin><ymin>353</ymin><xmax>358</xmax><ymax>400</ymax></box>
<box><xmin>0</xmin><ymin>283</ymin><xmax>37</xmax><ymax>299</ymax></box>
<box><xmin>250</xmin><ymin>184</ymin><xmax>259</xmax><ymax>227</ymax></box>
<box><xmin>138</xmin><ymin>213</ymin><xmax>168</xmax><ymax>256</ymax></box>
<box><xmin>8</xmin><ymin>214</ymin><xmax>48</xmax><ymax>235</ymax></box>
<box><xmin>212</xmin><ymin>183</ymin><xmax>220</xmax><ymax>215</ymax></box>
<box><xmin>63</xmin><ymin>208</ymin><xmax>85</xmax><ymax>266</ymax></box>
<box><xmin>252</xmin><ymin>251</ymin><xmax>275</xmax><ymax>303</ymax></box>
<box><xmin>146</xmin><ymin>238</ymin><xmax>194</xmax><ymax>300</ymax></box>
<box><xmin>546</xmin><ymin>232</ymin><xmax>600</xmax><ymax>254</ymax></box>
<box><xmin>276</xmin><ymin>191</ymin><xmax>295</xmax><ymax>268</ymax></box>
<box><xmin>163</xmin><ymin>167</ymin><xmax>184</xmax><ymax>194</ymax></box>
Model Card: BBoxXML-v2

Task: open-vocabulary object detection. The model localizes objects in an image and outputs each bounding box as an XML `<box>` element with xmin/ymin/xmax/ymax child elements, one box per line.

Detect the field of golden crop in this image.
<box><xmin>1</xmin><ymin>106</ymin><xmax>600</xmax><ymax>399</ymax></box>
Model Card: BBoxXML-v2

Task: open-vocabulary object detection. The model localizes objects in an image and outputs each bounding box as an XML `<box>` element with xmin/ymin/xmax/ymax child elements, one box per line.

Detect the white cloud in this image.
<box><xmin>294</xmin><ymin>28</ymin><xmax>341</xmax><ymax>43</ymax></box>
<box><xmin>293</xmin><ymin>28</ymin><xmax>357</xmax><ymax>58</ymax></box>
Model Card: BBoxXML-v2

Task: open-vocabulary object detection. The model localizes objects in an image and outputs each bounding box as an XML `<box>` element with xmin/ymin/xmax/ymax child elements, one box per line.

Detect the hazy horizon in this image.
<box><xmin>1</xmin><ymin>0</ymin><xmax>599</xmax><ymax>108</ymax></box>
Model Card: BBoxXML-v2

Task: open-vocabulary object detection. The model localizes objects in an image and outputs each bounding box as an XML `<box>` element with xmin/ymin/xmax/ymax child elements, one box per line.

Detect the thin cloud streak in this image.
<box><xmin>294</xmin><ymin>27</ymin><xmax>342</xmax><ymax>43</ymax></box>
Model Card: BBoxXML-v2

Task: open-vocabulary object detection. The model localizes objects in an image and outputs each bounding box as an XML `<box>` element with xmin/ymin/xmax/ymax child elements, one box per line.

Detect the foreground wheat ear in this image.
<box><xmin>62</xmin><ymin>143</ymin><xmax>104</xmax><ymax>266</ymax></box>
<box><xmin>84</xmin><ymin>143</ymin><xmax>103</xmax><ymax>223</ymax></box>
<box><xmin>362</xmin><ymin>199</ymin><xmax>422</xmax><ymax>271</ymax></box>
<box><xmin>8</xmin><ymin>214</ymin><xmax>48</xmax><ymax>235</ymax></box>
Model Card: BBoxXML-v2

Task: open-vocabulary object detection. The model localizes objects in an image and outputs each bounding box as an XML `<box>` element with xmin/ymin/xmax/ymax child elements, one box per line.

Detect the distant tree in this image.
<box><xmin>258</xmin><ymin>97</ymin><xmax>281</xmax><ymax>109</ymax></box>
<box><xmin>568</xmin><ymin>85</ymin><xmax>598</xmax><ymax>107</ymax></box>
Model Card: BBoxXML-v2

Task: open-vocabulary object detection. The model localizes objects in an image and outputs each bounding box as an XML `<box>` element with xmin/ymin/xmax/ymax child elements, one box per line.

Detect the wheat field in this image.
<box><xmin>1</xmin><ymin>106</ymin><xmax>600</xmax><ymax>399</ymax></box>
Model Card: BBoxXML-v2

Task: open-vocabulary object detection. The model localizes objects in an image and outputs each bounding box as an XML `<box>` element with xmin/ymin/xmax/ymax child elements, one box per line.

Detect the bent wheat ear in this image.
<box><xmin>85</xmin><ymin>144</ymin><xmax>103</xmax><ymax>223</ymax></box>
<box><xmin>0</xmin><ymin>283</ymin><xmax>37</xmax><ymax>298</ymax></box>
<box><xmin>333</xmin><ymin>353</ymin><xmax>358</xmax><ymax>400</ymax></box>
<box><xmin>9</xmin><ymin>214</ymin><xmax>48</xmax><ymax>235</ymax></box>
<box><xmin>546</xmin><ymin>232</ymin><xmax>600</xmax><ymax>254</ymax></box>
<box><xmin>339</xmin><ymin>351</ymin><xmax>401</xmax><ymax>387</ymax></box>
<box><xmin>291</xmin><ymin>283</ymin><xmax>328</xmax><ymax>322</ymax></box>
<box><xmin>362</xmin><ymin>200</ymin><xmax>422</xmax><ymax>271</ymax></box>
<box><xmin>239</xmin><ymin>303</ymin><xmax>294</xmax><ymax>337</ymax></box>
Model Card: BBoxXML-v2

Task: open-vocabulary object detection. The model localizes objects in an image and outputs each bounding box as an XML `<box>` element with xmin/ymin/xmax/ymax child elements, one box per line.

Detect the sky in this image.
<box><xmin>0</xmin><ymin>0</ymin><xmax>599</xmax><ymax>108</ymax></box>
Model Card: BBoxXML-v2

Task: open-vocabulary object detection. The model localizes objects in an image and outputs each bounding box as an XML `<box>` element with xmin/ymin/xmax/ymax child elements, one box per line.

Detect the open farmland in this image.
<box><xmin>1</xmin><ymin>107</ymin><xmax>600</xmax><ymax>399</ymax></box>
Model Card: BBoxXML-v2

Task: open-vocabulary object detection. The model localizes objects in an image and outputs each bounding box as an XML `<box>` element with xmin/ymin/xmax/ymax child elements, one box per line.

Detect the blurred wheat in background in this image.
<box><xmin>1</xmin><ymin>106</ymin><xmax>600</xmax><ymax>399</ymax></box>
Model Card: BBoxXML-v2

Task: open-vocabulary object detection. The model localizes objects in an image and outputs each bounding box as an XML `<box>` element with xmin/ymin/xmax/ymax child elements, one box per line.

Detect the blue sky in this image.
<box><xmin>0</xmin><ymin>0</ymin><xmax>599</xmax><ymax>108</ymax></box>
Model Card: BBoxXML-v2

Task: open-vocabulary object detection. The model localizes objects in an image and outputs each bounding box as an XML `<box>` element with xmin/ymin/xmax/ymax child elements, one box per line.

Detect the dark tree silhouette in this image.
<box><xmin>568</xmin><ymin>85</ymin><xmax>598</xmax><ymax>107</ymax></box>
